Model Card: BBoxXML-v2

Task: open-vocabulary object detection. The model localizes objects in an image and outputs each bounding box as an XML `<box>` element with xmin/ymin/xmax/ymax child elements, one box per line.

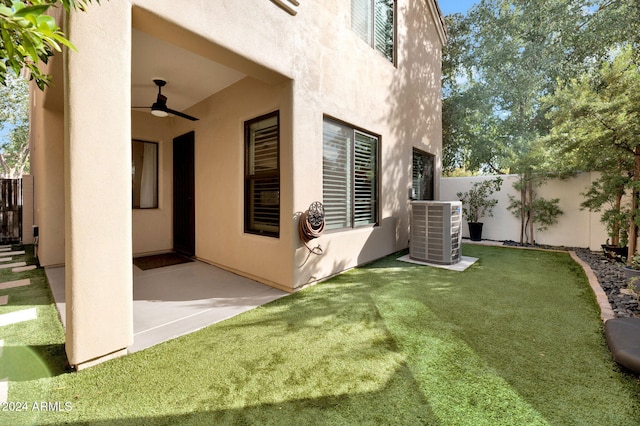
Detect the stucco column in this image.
<box><xmin>64</xmin><ymin>2</ymin><xmax>133</xmax><ymax>369</ymax></box>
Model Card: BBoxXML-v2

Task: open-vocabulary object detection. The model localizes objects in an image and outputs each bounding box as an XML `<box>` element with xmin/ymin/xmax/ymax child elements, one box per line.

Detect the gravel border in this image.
<box><xmin>572</xmin><ymin>248</ymin><xmax>639</xmax><ymax>318</ymax></box>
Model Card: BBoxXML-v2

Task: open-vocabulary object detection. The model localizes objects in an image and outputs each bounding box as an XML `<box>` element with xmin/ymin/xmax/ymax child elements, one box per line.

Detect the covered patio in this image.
<box><xmin>46</xmin><ymin>259</ymin><xmax>287</xmax><ymax>354</ymax></box>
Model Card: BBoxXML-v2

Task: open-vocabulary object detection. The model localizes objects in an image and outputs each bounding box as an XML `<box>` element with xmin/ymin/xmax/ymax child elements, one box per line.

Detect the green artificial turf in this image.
<box><xmin>3</xmin><ymin>245</ymin><xmax>640</xmax><ymax>425</ymax></box>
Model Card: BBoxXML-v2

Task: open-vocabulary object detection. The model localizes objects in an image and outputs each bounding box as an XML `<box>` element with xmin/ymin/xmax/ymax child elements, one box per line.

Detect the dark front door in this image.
<box><xmin>173</xmin><ymin>132</ymin><xmax>195</xmax><ymax>256</ymax></box>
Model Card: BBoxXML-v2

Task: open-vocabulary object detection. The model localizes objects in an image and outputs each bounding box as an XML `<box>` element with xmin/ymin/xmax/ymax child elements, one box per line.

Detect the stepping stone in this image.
<box><xmin>0</xmin><ymin>251</ymin><xmax>24</xmax><ymax>257</ymax></box>
<box><xmin>0</xmin><ymin>295</ymin><xmax>7</xmax><ymax>306</ymax></box>
<box><xmin>0</xmin><ymin>258</ymin><xmax>13</xmax><ymax>263</ymax></box>
<box><xmin>0</xmin><ymin>341</ymin><xmax>6</xmax><ymax>403</ymax></box>
<box><xmin>0</xmin><ymin>262</ymin><xmax>26</xmax><ymax>270</ymax></box>
<box><xmin>0</xmin><ymin>339</ymin><xmax>9</xmax><ymax>403</ymax></box>
<box><xmin>12</xmin><ymin>265</ymin><xmax>36</xmax><ymax>273</ymax></box>
<box><xmin>0</xmin><ymin>307</ymin><xmax>37</xmax><ymax>327</ymax></box>
<box><xmin>605</xmin><ymin>318</ymin><xmax>640</xmax><ymax>374</ymax></box>
<box><xmin>0</xmin><ymin>279</ymin><xmax>30</xmax><ymax>290</ymax></box>
<box><xmin>0</xmin><ymin>378</ymin><xmax>6</xmax><ymax>404</ymax></box>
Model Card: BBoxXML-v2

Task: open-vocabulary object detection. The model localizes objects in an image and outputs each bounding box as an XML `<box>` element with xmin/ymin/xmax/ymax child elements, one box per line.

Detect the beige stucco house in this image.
<box><xmin>29</xmin><ymin>0</ymin><xmax>446</xmax><ymax>369</ymax></box>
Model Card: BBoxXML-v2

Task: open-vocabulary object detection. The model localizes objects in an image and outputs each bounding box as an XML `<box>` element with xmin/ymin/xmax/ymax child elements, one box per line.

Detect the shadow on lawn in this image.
<box><xmin>51</xmin><ymin>365</ymin><xmax>440</xmax><ymax>425</ymax></box>
<box><xmin>0</xmin><ymin>343</ymin><xmax>68</xmax><ymax>380</ymax></box>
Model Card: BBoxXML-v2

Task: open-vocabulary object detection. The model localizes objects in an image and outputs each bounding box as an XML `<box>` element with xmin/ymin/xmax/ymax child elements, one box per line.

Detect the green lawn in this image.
<box><xmin>3</xmin><ymin>245</ymin><xmax>640</xmax><ymax>425</ymax></box>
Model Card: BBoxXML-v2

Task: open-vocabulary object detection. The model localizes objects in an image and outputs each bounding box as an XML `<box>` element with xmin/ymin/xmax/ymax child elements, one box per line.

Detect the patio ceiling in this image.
<box><xmin>131</xmin><ymin>29</ymin><xmax>246</xmax><ymax>115</ymax></box>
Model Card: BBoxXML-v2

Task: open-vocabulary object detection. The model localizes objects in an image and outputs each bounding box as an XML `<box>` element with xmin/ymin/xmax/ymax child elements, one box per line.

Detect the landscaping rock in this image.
<box><xmin>569</xmin><ymin>248</ymin><xmax>638</xmax><ymax>318</ymax></box>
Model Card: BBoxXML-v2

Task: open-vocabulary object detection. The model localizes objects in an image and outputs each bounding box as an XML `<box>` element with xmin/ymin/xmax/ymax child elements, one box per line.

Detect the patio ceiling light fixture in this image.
<box><xmin>133</xmin><ymin>79</ymin><xmax>199</xmax><ymax>121</ymax></box>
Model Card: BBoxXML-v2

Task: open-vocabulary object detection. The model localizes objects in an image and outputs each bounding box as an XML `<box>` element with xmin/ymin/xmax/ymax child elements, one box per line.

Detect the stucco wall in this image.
<box><xmin>28</xmin><ymin>0</ymin><xmax>444</xmax><ymax>367</ymax></box>
<box><xmin>440</xmin><ymin>173</ymin><xmax>607</xmax><ymax>250</ymax></box>
<box><xmin>33</xmin><ymin>0</ymin><xmax>444</xmax><ymax>292</ymax></box>
<box><xmin>29</xmin><ymin>81</ymin><xmax>65</xmax><ymax>266</ymax></box>
<box><xmin>173</xmin><ymin>77</ymin><xmax>294</xmax><ymax>289</ymax></box>
<box><xmin>287</xmin><ymin>0</ymin><xmax>444</xmax><ymax>288</ymax></box>
<box><xmin>132</xmin><ymin>112</ymin><xmax>173</xmax><ymax>255</ymax></box>
<box><xmin>129</xmin><ymin>0</ymin><xmax>445</xmax><ymax>290</ymax></box>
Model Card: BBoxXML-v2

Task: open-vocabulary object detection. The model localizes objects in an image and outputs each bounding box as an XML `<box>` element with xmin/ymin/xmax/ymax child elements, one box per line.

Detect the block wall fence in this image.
<box><xmin>440</xmin><ymin>172</ymin><xmax>608</xmax><ymax>251</ymax></box>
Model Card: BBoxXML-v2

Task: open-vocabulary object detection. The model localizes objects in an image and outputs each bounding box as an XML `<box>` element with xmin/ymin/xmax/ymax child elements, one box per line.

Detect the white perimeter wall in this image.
<box><xmin>440</xmin><ymin>173</ymin><xmax>607</xmax><ymax>251</ymax></box>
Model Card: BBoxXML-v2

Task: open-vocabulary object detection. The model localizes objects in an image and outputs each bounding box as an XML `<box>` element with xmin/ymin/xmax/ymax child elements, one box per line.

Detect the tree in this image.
<box><xmin>442</xmin><ymin>0</ymin><xmax>638</xmax><ymax>174</ymax></box>
<box><xmin>544</xmin><ymin>45</ymin><xmax>640</xmax><ymax>260</ymax></box>
<box><xmin>505</xmin><ymin>143</ymin><xmax>564</xmax><ymax>245</ymax></box>
<box><xmin>0</xmin><ymin>70</ymin><xmax>29</xmax><ymax>178</ymax></box>
<box><xmin>0</xmin><ymin>0</ymin><xmax>97</xmax><ymax>89</ymax></box>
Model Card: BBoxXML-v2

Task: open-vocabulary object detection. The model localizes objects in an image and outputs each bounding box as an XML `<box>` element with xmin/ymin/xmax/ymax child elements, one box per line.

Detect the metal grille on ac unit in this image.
<box><xmin>410</xmin><ymin>201</ymin><xmax>462</xmax><ymax>265</ymax></box>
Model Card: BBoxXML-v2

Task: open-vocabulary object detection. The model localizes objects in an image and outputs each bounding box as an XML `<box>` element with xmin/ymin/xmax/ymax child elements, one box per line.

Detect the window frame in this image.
<box><xmin>351</xmin><ymin>0</ymin><xmax>397</xmax><ymax>64</ymax></box>
<box><xmin>132</xmin><ymin>139</ymin><xmax>159</xmax><ymax>209</ymax></box>
<box><xmin>244</xmin><ymin>111</ymin><xmax>280</xmax><ymax>238</ymax></box>
<box><xmin>322</xmin><ymin>116</ymin><xmax>380</xmax><ymax>232</ymax></box>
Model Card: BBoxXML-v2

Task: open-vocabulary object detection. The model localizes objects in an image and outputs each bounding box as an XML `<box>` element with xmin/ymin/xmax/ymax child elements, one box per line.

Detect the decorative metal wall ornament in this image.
<box><xmin>298</xmin><ymin>201</ymin><xmax>325</xmax><ymax>244</ymax></box>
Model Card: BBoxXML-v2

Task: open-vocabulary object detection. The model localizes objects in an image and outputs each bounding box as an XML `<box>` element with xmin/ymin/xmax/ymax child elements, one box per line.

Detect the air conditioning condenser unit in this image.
<box><xmin>410</xmin><ymin>201</ymin><xmax>462</xmax><ymax>265</ymax></box>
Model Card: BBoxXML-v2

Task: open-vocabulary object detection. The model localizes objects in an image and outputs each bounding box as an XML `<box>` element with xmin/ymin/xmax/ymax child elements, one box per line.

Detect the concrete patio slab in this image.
<box><xmin>46</xmin><ymin>260</ymin><xmax>287</xmax><ymax>353</ymax></box>
<box><xmin>397</xmin><ymin>254</ymin><xmax>479</xmax><ymax>271</ymax></box>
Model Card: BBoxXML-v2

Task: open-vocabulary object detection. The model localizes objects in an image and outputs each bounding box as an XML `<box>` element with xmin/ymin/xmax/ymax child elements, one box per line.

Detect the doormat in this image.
<box><xmin>133</xmin><ymin>253</ymin><xmax>194</xmax><ymax>270</ymax></box>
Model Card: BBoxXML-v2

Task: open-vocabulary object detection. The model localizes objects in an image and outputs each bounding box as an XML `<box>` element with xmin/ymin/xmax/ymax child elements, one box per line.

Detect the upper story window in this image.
<box><xmin>351</xmin><ymin>0</ymin><xmax>395</xmax><ymax>63</ymax></box>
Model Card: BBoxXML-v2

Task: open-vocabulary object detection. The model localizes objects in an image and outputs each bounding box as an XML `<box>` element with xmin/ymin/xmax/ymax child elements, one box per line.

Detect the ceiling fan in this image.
<box><xmin>133</xmin><ymin>79</ymin><xmax>199</xmax><ymax>121</ymax></box>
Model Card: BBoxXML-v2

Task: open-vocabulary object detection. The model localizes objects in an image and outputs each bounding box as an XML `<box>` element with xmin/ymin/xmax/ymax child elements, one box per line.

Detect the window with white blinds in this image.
<box><xmin>323</xmin><ymin>117</ymin><xmax>378</xmax><ymax>230</ymax></box>
<box><xmin>351</xmin><ymin>0</ymin><xmax>395</xmax><ymax>63</ymax></box>
<box><xmin>245</xmin><ymin>111</ymin><xmax>279</xmax><ymax>237</ymax></box>
<box><xmin>412</xmin><ymin>148</ymin><xmax>435</xmax><ymax>201</ymax></box>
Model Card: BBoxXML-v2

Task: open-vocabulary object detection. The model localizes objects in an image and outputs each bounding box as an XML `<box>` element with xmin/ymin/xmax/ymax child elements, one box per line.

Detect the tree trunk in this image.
<box><xmin>627</xmin><ymin>147</ymin><xmax>640</xmax><ymax>265</ymax></box>
<box><xmin>519</xmin><ymin>175</ymin><xmax>526</xmax><ymax>244</ymax></box>
<box><xmin>613</xmin><ymin>188</ymin><xmax>624</xmax><ymax>246</ymax></box>
<box><xmin>528</xmin><ymin>178</ymin><xmax>535</xmax><ymax>245</ymax></box>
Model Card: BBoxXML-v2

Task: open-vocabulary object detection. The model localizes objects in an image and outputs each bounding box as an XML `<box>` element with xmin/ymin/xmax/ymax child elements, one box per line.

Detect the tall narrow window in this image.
<box><xmin>412</xmin><ymin>148</ymin><xmax>435</xmax><ymax>201</ymax></box>
<box><xmin>245</xmin><ymin>111</ymin><xmax>280</xmax><ymax>237</ymax></box>
<box><xmin>132</xmin><ymin>140</ymin><xmax>158</xmax><ymax>209</ymax></box>
<box><xmin>323</xmin><ymin>117</ymin><xmax>379</xmax><ymax>230</ymax></box>
<box><xmin>351</xmin><ymin>0</ymin><xmax>395</xmax><ymax>63</ymax></box>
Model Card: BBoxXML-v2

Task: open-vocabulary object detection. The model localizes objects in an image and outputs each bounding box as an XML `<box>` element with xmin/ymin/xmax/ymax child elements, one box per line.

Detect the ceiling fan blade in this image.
<box><xmin>164</xmin><ymin>107</ymin><xmax>199</xmax><ymax>121</ymax></box>
<box><xmin>131</xmin><ymin>79</ymin><xmax>198</xmax><ymax>121</ymax></box>
<box><xmin>132</xmin><ymin>106</ymin><xmax>152</xmax><ymax>109</ymax></box>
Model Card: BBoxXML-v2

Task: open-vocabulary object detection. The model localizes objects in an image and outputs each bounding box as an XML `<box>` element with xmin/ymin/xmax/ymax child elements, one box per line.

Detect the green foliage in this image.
<box><xmin>508</xmin><ymin>195</ymin><xmax>563</xmax><ymax>232</ymax></box>
<box><xmin>442</xmin><ymin>0</ymin><xmax>638</xmax><ymax>174</ymax></box>
<box><xmin>456</xmin><ymin>176</ymin><xmax>503</xmax><ymax>223</ymax></box>
<box><xmin>545</xmin><ymin>45</ymin><xmax>640</xmax><ymax>253</ymax></box>
<box><xmin>507</xmin><ymin>169</ymin><xmax>564</xmax><ymax>244</ymax></box>
<box><xmin>580</xmin><ymin>173</ymin><xmax>629</xmax><ymax>245</ymax></box>
<box><xmin>0</xmin><ymin>0</ymin><xmax>97</xmax><ymax>89</ymax></box>
<box><xmin>0</xmin><ymin>70</ymin><xmax>29</xmax><ymax>177</ymax></box>
<box><xmin>544</xmin><ymin>46</ymin><xmax>640</xmax><ymax>169</ymax></box>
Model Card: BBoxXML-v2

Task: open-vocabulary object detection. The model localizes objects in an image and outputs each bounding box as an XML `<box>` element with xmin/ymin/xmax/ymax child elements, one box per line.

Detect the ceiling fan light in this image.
<box><xmin>151</xmin><ymin>108</ymin><xmax>168</xmax><ymax>118</ymax></box>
